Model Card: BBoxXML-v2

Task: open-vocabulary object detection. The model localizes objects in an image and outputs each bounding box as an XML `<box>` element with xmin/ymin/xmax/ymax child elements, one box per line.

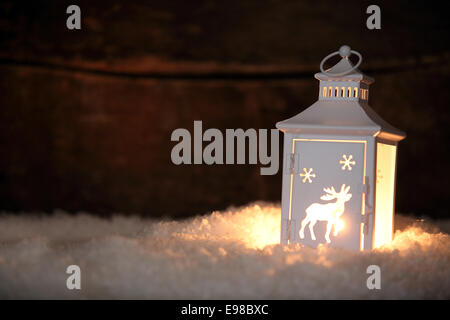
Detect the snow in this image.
<box><xmin>0</xmin><ymin>203</ymin><xmax>449</xmax><ymax>299</ymax></box>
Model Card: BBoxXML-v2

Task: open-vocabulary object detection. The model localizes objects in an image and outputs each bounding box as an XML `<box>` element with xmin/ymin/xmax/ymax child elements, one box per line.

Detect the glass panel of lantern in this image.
<box><xmin>276</xmin><ymin>46</ymin><xmax>406</xmax><ymax>251</ymax></box>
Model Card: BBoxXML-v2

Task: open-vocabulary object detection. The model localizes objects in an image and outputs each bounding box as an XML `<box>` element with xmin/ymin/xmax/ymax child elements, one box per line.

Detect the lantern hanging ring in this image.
<box><xmin>319</xmin><ymin>45</ymin><xmax>362</xmax><ymax>77</ymax></box>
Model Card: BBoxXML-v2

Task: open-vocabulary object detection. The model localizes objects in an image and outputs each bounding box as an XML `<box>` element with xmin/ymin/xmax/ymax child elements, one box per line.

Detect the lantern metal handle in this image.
<box><xmin>319</xmin><ymin>45</ymin><xmax>362</xmax><ymax>77</ymax></box>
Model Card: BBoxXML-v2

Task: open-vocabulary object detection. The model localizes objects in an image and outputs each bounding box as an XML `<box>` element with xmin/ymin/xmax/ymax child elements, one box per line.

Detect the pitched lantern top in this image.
<box><xmin>276</xmin><ymin>45</ymin><xmax>406</xmax><ymax>142</ymax></box>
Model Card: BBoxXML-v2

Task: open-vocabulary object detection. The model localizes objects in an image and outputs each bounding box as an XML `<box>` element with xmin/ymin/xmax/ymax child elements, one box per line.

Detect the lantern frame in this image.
<box><xmin>276</xmin><ymin>46</ymin><xmax>405</xmax><ymax>250</ymax></box>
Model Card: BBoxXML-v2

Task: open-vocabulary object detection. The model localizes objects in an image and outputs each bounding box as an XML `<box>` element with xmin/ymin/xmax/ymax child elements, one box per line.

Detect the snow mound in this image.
<box><xmin>0</xmin><ymin>203</ymin><xmax>449</xmax><ymax>299</ymax></box>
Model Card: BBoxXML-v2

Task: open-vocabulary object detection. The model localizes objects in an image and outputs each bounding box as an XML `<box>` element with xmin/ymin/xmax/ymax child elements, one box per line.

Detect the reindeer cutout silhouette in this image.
<box><xmin>299</xmin><ymin>184</ymin><xmax>352</xmax><ymax>243</ymax></box>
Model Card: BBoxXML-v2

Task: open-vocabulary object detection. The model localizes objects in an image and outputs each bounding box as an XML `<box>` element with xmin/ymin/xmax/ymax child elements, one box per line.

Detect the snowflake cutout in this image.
<box><xmin>339</xmin><ymin>154</ymin><xmax>356</xmax><ymax>171</ymax></box>
<box><xmin>299</xmin><ymin>168</ymin><xmax>316</xmax><ymax>183</ymax></box>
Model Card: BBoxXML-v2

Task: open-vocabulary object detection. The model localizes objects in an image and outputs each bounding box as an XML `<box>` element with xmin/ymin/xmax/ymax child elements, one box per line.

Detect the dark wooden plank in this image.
<box><xmin>0</xmin><ymin>62</ymin><xmax>449</xmax><ymax>217</ymax></box>
<box><xmin>0</xmin><ymin>1</ymin><xmax>449</xmax><ymax>218</ymax></box>
<box><xmin>0</xmin><ymin>0</ymin><xmax>449</xmax><ymax>73</ymax></box>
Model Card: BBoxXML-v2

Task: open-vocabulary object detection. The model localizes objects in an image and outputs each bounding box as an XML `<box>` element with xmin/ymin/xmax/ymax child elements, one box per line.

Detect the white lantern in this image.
<box><xmin>276</xmin><ymin>45</ymin><xmax>406</xmax><ymax>250</ymax></box>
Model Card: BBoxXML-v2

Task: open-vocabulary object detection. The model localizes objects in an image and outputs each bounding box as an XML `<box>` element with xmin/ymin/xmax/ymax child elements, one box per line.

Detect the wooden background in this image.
<box><xmin>0</xmin><ymin>0</ymin><xmax>449</xmax><ymax>218</ymax></box>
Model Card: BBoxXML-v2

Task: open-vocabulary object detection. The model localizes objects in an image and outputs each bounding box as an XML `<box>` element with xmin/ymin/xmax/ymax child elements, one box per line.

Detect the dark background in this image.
<box><xmin>0</xmin><ymin>1</ymin><xmax>448</xmax><ymax>219</ymax></box>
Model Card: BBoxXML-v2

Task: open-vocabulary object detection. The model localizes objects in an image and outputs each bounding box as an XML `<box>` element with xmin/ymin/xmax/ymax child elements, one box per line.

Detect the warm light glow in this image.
<box><xmin>374</xmin><ymin>143</ymin><xmax>397</xmax><ymax>248</ymax></box>
<box><xmin>166</xmin><ymin>203</ymin><xmax>443</xmax><ymax>258</ymax></box>
<box><xmin>242</xmin><ymin>206</ymin><xmax>281</xmax><ymax>249</ymax></box>
<box><xmin>335</xmin><ymin>218</ymin><xmax>345</xmax><ymax>234</ymax></box>
<box><xmin>175</xmin><ymin>204</ymin><xmax>281</xmax><ymax>250</ymax></box>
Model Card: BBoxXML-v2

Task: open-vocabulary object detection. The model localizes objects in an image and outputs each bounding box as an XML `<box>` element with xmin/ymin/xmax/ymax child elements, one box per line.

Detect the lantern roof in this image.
<box><xmin>276</xmin><ymin>100</ymin><xmax>406</xmax><ymax>141</ymax></box>
<box><xmin>276</xmin><ymin>46</ymin><xmax>406</xmax><ymax>142</ymax></box>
